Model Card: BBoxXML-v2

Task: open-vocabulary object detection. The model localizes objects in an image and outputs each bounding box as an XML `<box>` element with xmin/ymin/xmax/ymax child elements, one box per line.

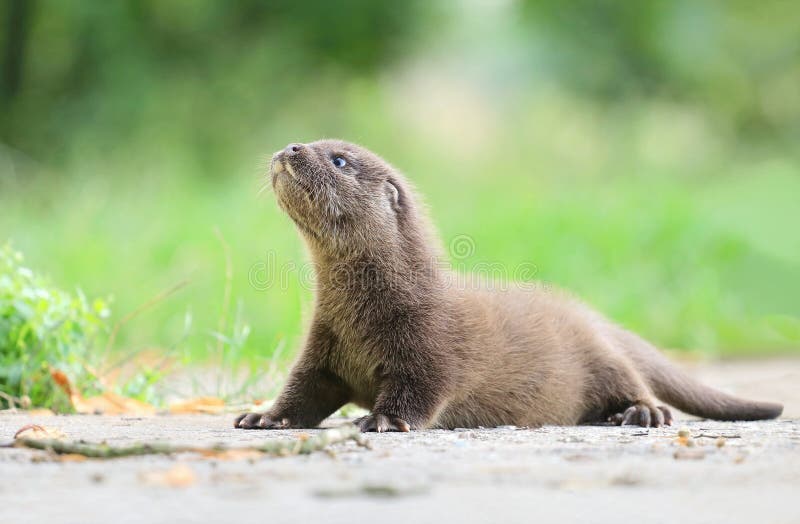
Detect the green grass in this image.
<box><xmin>2</xmin><ymin>88</ymin><xmax>799</xmax><ymax>368</ymax></box>
<box><xmin>0</xmin><ymin>244</ymin><xmax>109</xmax><ymax>410</ymax></box>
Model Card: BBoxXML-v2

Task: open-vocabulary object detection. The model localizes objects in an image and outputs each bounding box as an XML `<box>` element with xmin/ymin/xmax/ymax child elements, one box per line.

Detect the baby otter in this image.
<box><xmin>236</xmin><ymin>140</ymin><xmax>783</xmax><ymax>431</ymax></box>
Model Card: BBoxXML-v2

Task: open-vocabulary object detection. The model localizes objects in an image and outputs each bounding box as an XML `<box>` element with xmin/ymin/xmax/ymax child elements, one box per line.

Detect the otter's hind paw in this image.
<box><xmin>608</xmin><ymin>403</ymin><xmax>673</xmax><ymax>428</ymax></box>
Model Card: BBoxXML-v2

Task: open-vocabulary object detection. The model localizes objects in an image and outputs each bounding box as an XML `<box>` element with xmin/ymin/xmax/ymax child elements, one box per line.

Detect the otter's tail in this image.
<box><xmin>617</xmin><ymin>331</ymin><xmax>783</xmax><ymax>421</ymax></box>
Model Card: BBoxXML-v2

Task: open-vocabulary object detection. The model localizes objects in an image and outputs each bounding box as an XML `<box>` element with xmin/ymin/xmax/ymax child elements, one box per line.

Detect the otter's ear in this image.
<box><xmin>385</xmin><ymin>179</ymin><xmax>402</xmax><ymax>213</ymax></box>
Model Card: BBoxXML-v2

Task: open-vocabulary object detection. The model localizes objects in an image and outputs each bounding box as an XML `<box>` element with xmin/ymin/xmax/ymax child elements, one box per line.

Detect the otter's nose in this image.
<box><xmin>284</xmin><ymin>143</ymin><xmax>304</xmax><ymax>156</ymax></box>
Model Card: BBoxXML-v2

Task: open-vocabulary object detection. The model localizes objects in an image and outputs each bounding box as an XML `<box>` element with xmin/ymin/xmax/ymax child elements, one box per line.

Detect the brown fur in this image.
<box><xmin>236</xmin><ymin>140</ymin><xmax>783</xmax><ymax>431</ymax></box>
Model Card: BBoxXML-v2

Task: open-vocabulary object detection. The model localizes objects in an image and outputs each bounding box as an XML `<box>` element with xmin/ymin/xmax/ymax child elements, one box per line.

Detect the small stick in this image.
<box><xmin>0</xmin><ymin>391</ymin><xmax>18</xmax><ymax>410</ymax></box>
<box><xmin>11</xmin><ymin>425</ymin><xmax>370</xmax><ymax>459</ymax></box>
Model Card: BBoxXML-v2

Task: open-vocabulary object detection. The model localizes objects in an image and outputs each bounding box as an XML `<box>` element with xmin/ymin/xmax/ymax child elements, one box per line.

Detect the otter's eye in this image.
<box><xmin>332</xmin><ymin>156</ymin><xmax>347</xmax><ymax>168</ymax></box>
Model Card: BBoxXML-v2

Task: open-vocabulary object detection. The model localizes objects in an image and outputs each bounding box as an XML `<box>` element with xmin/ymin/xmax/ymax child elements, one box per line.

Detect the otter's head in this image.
<box><xmin>270</xmin><ymin>140</ymin><xmax>421</xmax><ymax>256</ymax></box>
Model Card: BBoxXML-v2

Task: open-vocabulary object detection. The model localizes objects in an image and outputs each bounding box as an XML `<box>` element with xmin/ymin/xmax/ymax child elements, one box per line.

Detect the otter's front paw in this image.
<box><xmin>608</xmin><ymin>402</ymin><xmax>673</xmax><ymax>428</ymax></box>
<box><xmin>353</xmin><ymin>413</ymin><xmax>411</xmax><ymax>433</ymax></box>
<box><xmin>234</xmin><ymin>412</ymin><xmax>290</xmax><ymax>429</ymax></box>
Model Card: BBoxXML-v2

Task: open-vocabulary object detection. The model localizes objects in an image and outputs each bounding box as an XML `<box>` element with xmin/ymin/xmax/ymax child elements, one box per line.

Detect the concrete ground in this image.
<box><xmin>1</xmin><ymin>358</ymin><xmax>798</xmax><ymax>524</ymax></box>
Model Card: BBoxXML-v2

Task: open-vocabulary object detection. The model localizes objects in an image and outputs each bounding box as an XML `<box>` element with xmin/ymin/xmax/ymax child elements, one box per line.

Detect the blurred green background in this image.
<box><xmin>2</xmin><ymin>0</ymin><xmax>799</xmax><ymax>370</ymax></box>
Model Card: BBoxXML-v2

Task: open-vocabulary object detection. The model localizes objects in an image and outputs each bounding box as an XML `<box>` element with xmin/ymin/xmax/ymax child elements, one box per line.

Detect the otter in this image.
<box><xmin>235</xmin><ymin>140</ymin><xmax>783</xmax><ymax>431</ymax></box>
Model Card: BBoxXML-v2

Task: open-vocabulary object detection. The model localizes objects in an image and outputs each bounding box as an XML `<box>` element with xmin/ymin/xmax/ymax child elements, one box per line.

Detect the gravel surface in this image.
<box><xmin>1</xmin><ymin>359</ymin><xmax>798</xmax><ymax>524</ymax></box>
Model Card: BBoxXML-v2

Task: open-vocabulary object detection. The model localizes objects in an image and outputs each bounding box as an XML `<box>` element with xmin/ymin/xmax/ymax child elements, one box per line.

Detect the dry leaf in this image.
<box><xmin>168</xmin><ymin>397</ymin><xmax>225</xmax><ymax>414</ymax></box>
<box><xmin>196</xmin><ymin>448</ymin><xmax>264</xmax><ymax>461</ymax></box>
<box><xmin>140</xmin><ymin>464</ymin><xmax>197</xmax><ymax>488</ymax></box>
<box><xmin>26</xmin><ymin>409</ymin><xmax>55</xmax><ymax>416</ymax></box>
<box><xmin>14</xmin><ymin>424</ymin><xmax>67</xmax><ymax>440</ymax></box>
<box><xmin>50</xmin><ymin>369</ymin><xmax>73</xmax><ymax>394</ymax></box>
<box><xmin>72</xmin><ymin>391</ymin><xmax>156</xmax><ymax>416</ymax></box>
<box><xmin>57</xmin><ymin>453</ymin><xmax>88</xmax><ymax>463</ymax></box>
<box><xmin>50</xmin><ymin>368</ymin><xmax>156</xmax><ymax>415</ymax></box>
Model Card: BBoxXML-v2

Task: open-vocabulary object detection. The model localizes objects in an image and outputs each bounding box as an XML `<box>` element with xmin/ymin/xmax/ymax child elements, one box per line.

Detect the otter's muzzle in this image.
<box><xmin>271</xmin><ymin>142</ymin><xmax>305</xmax><ymax>177</ymax></box>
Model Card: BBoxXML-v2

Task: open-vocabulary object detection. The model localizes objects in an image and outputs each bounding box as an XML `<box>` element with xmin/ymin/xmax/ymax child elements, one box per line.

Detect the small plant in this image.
<box><xmin>0</xmin><ymin>243</ymin><xmax>110</xmax><ymax>411</ymax></box>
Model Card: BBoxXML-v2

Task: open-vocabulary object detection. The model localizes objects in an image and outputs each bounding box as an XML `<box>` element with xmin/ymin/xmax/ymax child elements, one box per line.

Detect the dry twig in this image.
<box><xmin>10</xmin><ymin>425</ymin><xmax>369</xmax><ymax>459</ymax></box>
